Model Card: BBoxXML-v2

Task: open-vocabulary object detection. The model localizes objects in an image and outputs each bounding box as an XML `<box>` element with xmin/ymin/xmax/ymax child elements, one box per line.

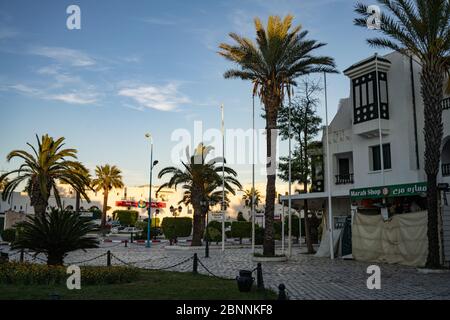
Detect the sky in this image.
<box><xmin>0</xmin><ymin>0</ymin><xmax>390</xmax><ymax>188</ymax></box>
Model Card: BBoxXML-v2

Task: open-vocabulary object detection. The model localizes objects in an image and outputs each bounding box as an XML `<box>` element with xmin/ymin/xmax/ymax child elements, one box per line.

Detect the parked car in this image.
<box><xmin>118</xmin><ymin>227</ymin><xmax>142</xmax><ymax>234</ymax></box>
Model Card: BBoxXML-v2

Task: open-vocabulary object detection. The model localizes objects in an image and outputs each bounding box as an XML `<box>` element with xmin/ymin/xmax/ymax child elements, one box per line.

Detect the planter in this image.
<box><xmin>252</xmin><ymin>255</ymin><xmax>288</xmax><ymax>262</ymax></box>
<box><xmin>236</xmin><ymin>270</ymin><xmax>254</xmax><ymax>292</ymax></box>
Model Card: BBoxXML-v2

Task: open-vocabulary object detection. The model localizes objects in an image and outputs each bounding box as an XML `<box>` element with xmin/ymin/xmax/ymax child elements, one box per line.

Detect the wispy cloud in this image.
<box><xmin>46</xmin><ymin>92</ymin><xmax>98</xmax><ymax>105</ymax></box>
<box><xmin>30</xmin><ymin>46</ymin><xmax>96</xmax><ymax>67</ymax></box>
<box><xmin>118</xmin><ymin>83</ymin><xmax>190</xmax><ymax>111</ymax></box>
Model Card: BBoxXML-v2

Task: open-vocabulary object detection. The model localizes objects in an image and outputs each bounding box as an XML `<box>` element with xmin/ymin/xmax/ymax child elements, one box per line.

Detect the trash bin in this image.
<box><xmin>236</xmin><ymin>270</ymin><xmax>254</xmax><ymax>292</ymax></box>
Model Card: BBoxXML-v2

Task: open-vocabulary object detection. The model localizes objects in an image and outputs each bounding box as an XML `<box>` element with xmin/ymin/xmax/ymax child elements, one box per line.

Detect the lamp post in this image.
<box><xmin>200</xmin><ymin>199</ymin><xmax>209</xmax><ymax>258</ymax></box>
<box><xmin>145</xmin><ymin>133</ymin><xmax>158</xmax><ymax>248</ymax></box>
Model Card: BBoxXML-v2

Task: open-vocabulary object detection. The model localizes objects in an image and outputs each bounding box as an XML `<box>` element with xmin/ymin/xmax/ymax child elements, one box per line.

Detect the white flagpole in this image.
<box><xmin>324</xmin><ymin>72</ymin><xmax>334</xmax><ymax>260</ymax></box>
<box><xmin>221</xmin><ymin>104</ymin><xmax>225</xmax><ymax>252</ymax></box>
<box><xmin>288</xmin><ymin>89</ymin><xmax>293</xmax><ymax>258</ymax></box>
<box><xmin>251</xmin><ymin>94</ymin><xmax>256</xmax><ymax>254</ymax></box>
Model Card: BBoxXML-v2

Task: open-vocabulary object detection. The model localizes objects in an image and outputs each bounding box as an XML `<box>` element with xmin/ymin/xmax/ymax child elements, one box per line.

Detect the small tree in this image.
<box><xmin>231</xmin><ymin>221</ymin><xmax>252</xmax><ymax>244</ymax></box>
<box><xmin>237</xmin><ymin>211</ymin><xmax>246</xmax><ymax>221</ymax></box>
<box><xmin>278</xmin><ymin>79</ymin><xmax>323</xmax><ymax>254</ymax></box>
<box><xmin>12</xmin><ymin>208</ymin><xmax>99</xmax><ymax>265</ymax></box>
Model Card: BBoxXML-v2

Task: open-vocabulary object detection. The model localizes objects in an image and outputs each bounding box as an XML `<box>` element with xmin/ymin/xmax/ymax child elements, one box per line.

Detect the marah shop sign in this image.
<box><xmin>350</xmin><ymin>182</ymin><xmax>427</xmax><ymax>200</ymax></box>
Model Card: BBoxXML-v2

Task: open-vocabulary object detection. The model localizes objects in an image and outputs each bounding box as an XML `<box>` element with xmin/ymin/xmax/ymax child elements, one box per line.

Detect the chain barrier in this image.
<box><xmin>23</xmin><ymin>251</ymin><xmax>47</xmax><ymax>262</ymax></box>
<box><xmin>196</xmin><ymin>257</ymin><xmax>234</xmax><ymax>281</ymax></box>
<box><xmin>111</xmin><ymin>252</ymin><xmax>193</xmax><ymax>271</ymax></box>
<box><xmin>65</xmin><ymin>252</ymin><xmax>108</xmax><ymax>266</ymax></box>
<box><xmin>100</xmin><ymin>242</ymin><xmax>123</xmax><ymax>248</ymax></box>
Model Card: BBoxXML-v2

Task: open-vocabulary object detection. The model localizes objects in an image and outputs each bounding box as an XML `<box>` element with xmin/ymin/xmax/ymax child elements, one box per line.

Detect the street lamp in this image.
<box><xmin>145</xmin><ymin>133</ymin><xmax>158</xmax><ymax>248</ymax></box>
<box><xmin>200</xmin><ymin>199</ymin><xmax>209</xmax><ymax>258</ymax></box>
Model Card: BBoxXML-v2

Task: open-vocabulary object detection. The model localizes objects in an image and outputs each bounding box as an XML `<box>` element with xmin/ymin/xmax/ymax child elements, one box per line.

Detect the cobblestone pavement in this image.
<box><xmin>3</xmin><ymin>242</ymin><xmax>450</xmax><ymax>300</ymax></box>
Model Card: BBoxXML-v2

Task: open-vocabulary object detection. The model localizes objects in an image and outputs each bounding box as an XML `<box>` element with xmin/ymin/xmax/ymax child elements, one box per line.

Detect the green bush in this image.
<box><xmin>1</xmin><ymin>229</ymin><xmax>16</xmax><ymax>243</ymax></box>
<box><xmin>207</xmin><ymin>220</ymin><xmax>222</xmax><ymax>232</ymax></box>
<box><xmin>161</xmin><ymin>217</ymin><xmax>192</xmax><ymax>239</ymax></box>
<box><xmin>112</xmin><ymin>210</ymin><xmax>139</xmax><ymax>226</ymax></box>
<box><xmin>255</xmin><ymin>226</ymin><xmax>264</xmax><ymax>245</ymax></box>
<box><xmin>231</xmin><ymin>221</ymin><xmax>251</xmax><ymax>244</ymax></box>
<box><xmin>0</xmin><ymin>262</ymin><xmax>139</xmax><ymax>285</ymax></box>
<box><xmin>204</xmin><ymin>227</ymin><xmax>221</xmax><ymax>242</ymax></box>
<box><xmin>134</xmin><ymin>221</ymin><xmax>161</xmax><ymax>240</ymax></box>
<box><xmin>89</xmin><ymin>209</ymin><xmax>102</xmax><ymax>220</ymax></box>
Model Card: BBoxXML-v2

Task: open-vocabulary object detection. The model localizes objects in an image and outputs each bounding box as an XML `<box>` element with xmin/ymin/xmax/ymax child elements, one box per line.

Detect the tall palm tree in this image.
<box><xmin>61</xmin><ymin>166</ymin><xmax>92</xmax><ymax>213</ymax></box>
<box><xmin>157</xmin><ymin>144</ymin><xmax>242</xmax><ymax>246</ymax></box>
<box><xmin>219</xmin><ymin>15</ymin><xmax>337</xmax><ymax>256</ymax></box>
<box><xmin>91</xmin><ymin>164</ymin><xmax>124</xmax><ymax>229</ymax></box>
<box><xmin>354</xmin><ymin>0</ymin><xmax>450</xmax><ymax>268</ymax></box>
<box><xmin>0</xmin><ymin>134</ymin><xmax>91</xmax><ymax>217</ymax></box>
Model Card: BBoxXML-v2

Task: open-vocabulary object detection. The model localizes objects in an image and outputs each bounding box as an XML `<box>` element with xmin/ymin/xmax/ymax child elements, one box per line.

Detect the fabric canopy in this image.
<box><xmin>352</xmin><ymin>211</ymin><xmax>428</xmax><ymax>267</ymax></box>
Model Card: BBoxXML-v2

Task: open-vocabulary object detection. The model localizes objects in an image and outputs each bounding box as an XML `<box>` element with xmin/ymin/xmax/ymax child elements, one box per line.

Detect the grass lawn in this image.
<box><xmin>0</xmin><ymin>269</ymin><xmax>276</xmax><ymax>300</ymax></box>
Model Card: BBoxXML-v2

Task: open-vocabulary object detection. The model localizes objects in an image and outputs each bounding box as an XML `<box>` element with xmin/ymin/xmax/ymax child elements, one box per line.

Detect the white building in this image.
<box><xmin>282</xmin><ymin>51</ymin><xmax>450</xmax><ymax>225</ymax></box>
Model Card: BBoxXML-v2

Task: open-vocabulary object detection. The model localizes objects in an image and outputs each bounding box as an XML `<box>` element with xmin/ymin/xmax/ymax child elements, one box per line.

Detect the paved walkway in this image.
<box><xmin>3</xmin><ymin>242</ymin><xmax>450</xmax><ymax>300</ymax></box>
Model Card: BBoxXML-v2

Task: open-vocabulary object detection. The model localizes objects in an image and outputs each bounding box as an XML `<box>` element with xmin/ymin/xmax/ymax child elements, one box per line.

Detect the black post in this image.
<box><xmin>278</xmin><ymin>283</ymin><xmax>288</xmax><ymax>300</ymax></box>
<box><xmin>124</xmin><ymin>240</ymin><xmax>128</xmax><ymax>248</ymax></box>
<box><xmin>20</xmin><ymin>249</ymin><xmax>24</xmax><ymax>263</ymax></box>
<box><xmin>193</xmin><ymin>253</ymin><xmax>198</xmax><ymax>274</ymax></box>
<box><xmin>130</xmin><ymin>231</ymin><xmax>134</xmax><ymax>243</ymax></box>
<box><xmin>107</xmin><ymin>250</ymin><xmax>111</xmax><ymax>267</ymax></box>
<box><xmin>256</xmin><ymin>263</ymin><xmax>264</xmax><ymax>290</ymax></box>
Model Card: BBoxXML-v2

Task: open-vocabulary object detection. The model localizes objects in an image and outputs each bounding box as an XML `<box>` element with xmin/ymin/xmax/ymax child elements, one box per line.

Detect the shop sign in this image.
<box><xmin>350</xmin><ymin>182</ymin><xmax>427</xmax><ymax>200</ymax></box>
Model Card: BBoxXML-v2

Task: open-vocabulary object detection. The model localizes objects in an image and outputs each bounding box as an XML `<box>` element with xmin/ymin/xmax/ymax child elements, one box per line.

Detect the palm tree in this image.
<box><xmin>219</xmin><ymin>15</ymin><xmax>337</xmax><ymax>255</ymax></box>
<box><xmin>61</xmin><ymin>166</ymin><xmax>92</xmax><ymax>213</ymax></box>
<box><xmin>242</xmin><ymin>188</ymin><xmax>261</xmax><ymax>209</ymax></box>
<box><xmin>157</xmin><ymin>144</ymin><xmax>242</xmax><ymax>246</ymax></box>
<box><xmin>354</xmin><ymin>0</ymin><xmax>450</xmax><ymax>268</ymax></box>
<box><xmin>12</xmin><ymin>208</ymin><xmax>99</xmax><ymax>265</ymax></box>
<box><xmin>91</xmin><ymin>164</ymin><xmax>124</xmax><ymax>229</ymax></box>
<box><xmin>0</xmin><ymin>134</ymin><xmax>91</xmax><ymax>217</ymax></box>
<box><xmin>0</xmin><ymin>177</ymin><xmax>8</xmax><ymax>191</ymax></box>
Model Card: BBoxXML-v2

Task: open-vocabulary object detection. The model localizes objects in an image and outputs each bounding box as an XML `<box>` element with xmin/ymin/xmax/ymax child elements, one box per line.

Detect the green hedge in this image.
<box><xmin>231</xmin><ymin>221</ymin><xmax>251</xmax><ymax>243</ymax></box>
<box><xmin>112</xmin><ymin>210</ymin><xmax>139</xmax><ymax>226</ymax></box>
<box><xmin>161</xmin><ymin>217</ymin><xmax>192</xmax><ymax>239</ymax></box>
<box><xmin>255</xmin><ymin>226</ymin><xmax>264</xmax><ymax>245</ymax></box>
<box><xmin>1</xmin><ymin>229</ymin><xmax>16</xmax><ymax>243</ymax></box>
<box><xmin>204</xmin><ymin>227</ymin><xmax>221</xmax><ymax>242</ymax></box>
<box><xmin>0</xmin><ymin>262</ymin><xmax>139</xmax><ymax>285</ymax></box>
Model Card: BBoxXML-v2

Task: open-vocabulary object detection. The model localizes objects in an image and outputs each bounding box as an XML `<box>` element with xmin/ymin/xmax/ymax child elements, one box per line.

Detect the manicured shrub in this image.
<box><xmin>161</xmin><ymin>217</ymin><xmax>192</xmax><ymax>239</ymax></box>
<box><xmin>1</xmin><ymin>229</ymin><xmax>16</xmax><ymax>243</ymax></box>
<box><xmin>255</xmin><ymin>226</ymin><xmax>264</xmax><ymax>245</ymax></box>
<box><xmin>0</xmin><ymin>262</ymin><xmax>139</xmax><ymax>285</ymax></box>
<box><xmin>204</xmin><ymin>227</ymin><xmax>221</xmax><ymax>242</ymax></box>
<box><xmin>207</xmin><ymin>220</ymin><xmax>222</xmax><ymax>232</ymax></box>
<box><xmin>112</xmin><ymin>210</ymin><xmax>139</xmax><ymax>226</ymax></box>
<box><xmin>231</xmin><ymin>221</ymin><xmax>251</xmax><ymax>244</ymax></box>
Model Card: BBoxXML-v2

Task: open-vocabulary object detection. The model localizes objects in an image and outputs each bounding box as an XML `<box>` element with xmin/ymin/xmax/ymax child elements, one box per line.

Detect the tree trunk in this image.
<box><xmin>262</xmin><ymin>93</ymin><xmax>280</xmax><ymax>257</ymax></box>
<box><xmin>421</xmin><ymin>64</ymin><xmax>444</xmax><ymax>268</ymax></box>
<box><xmin>191</xmin><ymin>204</ymin><xmax>203</xmax><ymax>246</ymax></box>
<box><xmin>30</xmin><ymin>178</ymin><xmax>50</xmax><ymax>218</ymax></box>
<box><xmin>101</xmin><ymin>190</ymin><xmax>108</xmax><ymax>229</ymax></box>
<box><xmin>75</xmin><ymin>191</ymin><xmax>81</xmax><ymax>213</ymax></box>
<box><xmin>303</xmin><ymin>198</ymin><xmax>315</xmax><ymax>254</ymax></box>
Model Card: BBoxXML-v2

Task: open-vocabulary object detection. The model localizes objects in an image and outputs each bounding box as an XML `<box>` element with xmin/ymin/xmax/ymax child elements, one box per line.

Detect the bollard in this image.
<box><xmin>278</xmin><ymin>283</ymin><xmax>288</xmax><ymax>300</ymax></box>
<box><xmin>20</xmin><ymin>249</ymin><xmax>24</xmax><ymax>263</ymax></box>
<box><xmin>256</xmin><ymin>263</ymin><xmax>264</xmax><ymax>290</ymax></box>
<box><xmin>130</xmin><ymin>232</ymin><xmax>134</xmax><ymax>243</ymax></box>
<box><xmin>124</xmin><ymin>240</ymin><xmax>128</xmax><ymax>248</ymax></box>
<box><xmin>107</xmin><ymin>250</ymin><xmax>111</xmax><ymax>267</ymax></box>
<box><xmin>0</xmin><ymin>252</ymin><xmax>8</xmax><ymax>264</ymax></box>
<box><xmin>193</xmin><ymin>253</ymin><xmax>198</xmax><ymax>274</ymax></box>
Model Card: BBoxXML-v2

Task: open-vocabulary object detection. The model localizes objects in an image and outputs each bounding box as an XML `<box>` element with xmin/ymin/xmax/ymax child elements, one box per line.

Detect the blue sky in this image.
<box><xmin>0</xmin><ymin>0</ymin><xmax>389</xmax><ymax>187</ymax></box>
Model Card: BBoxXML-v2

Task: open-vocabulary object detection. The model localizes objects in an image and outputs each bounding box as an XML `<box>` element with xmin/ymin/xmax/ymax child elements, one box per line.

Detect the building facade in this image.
<box><xmin>282</xmin><ymin>51</ymin><xmax>450</xmax><ymax>222</ymax></box>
